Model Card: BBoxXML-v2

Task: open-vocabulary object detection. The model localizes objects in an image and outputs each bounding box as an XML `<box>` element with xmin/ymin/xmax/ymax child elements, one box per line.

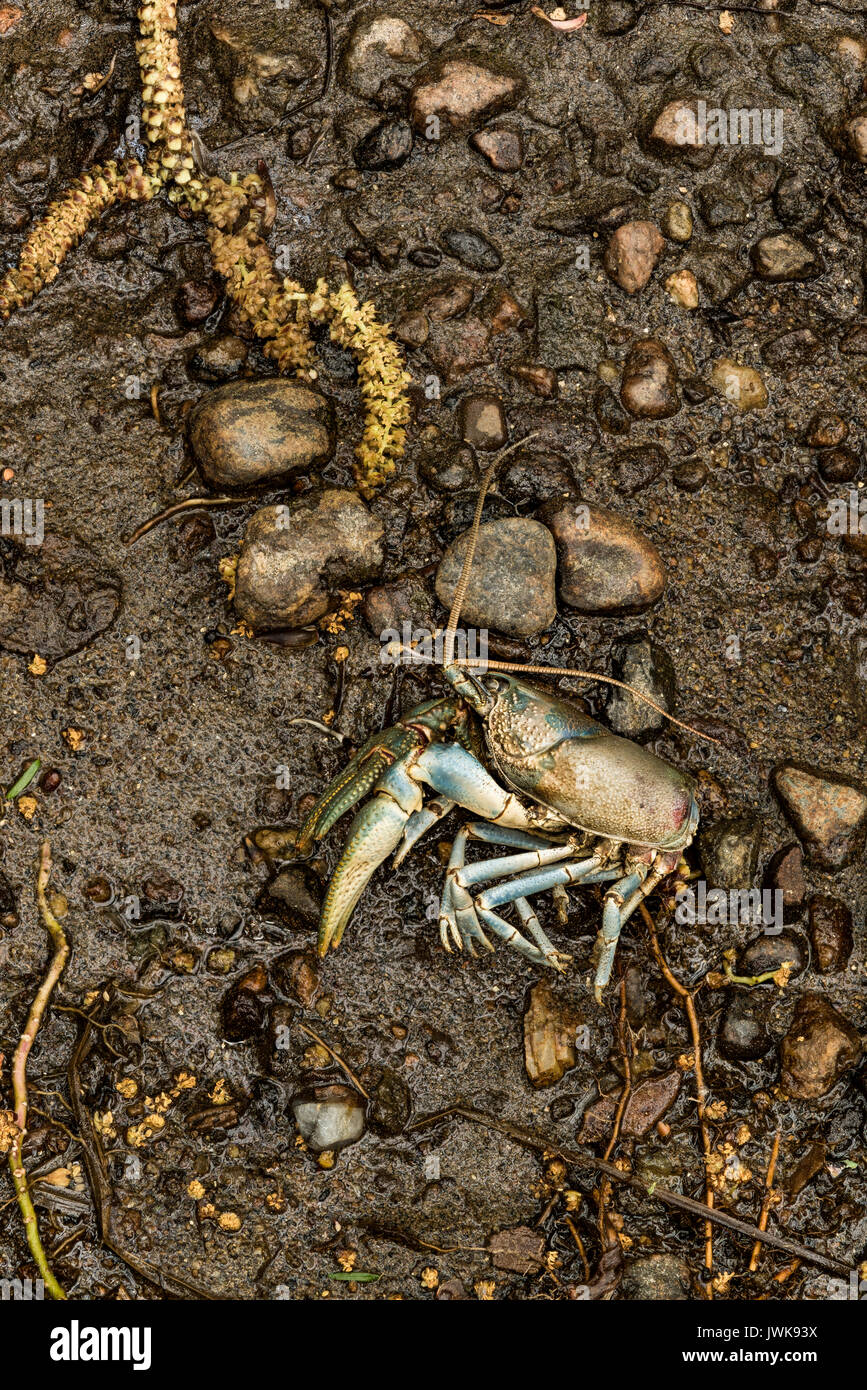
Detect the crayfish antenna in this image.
<box><xmin>460</xmin><ymin>657</ymin><xmax>722</xmax><ymax>746</ymax></box>
<box><xmin>437</xmin><ymin>433</ymin><xmax>720</xmax><ymax>746</ymax></box>
<box><xmin>442</xmin><ymin>433</ymin><xmax>541</xmax><ymax>669</ymax></box>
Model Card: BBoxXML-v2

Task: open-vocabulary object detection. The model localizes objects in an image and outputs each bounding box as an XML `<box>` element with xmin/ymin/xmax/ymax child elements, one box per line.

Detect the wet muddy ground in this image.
<box><xmin>1</xmin><ymin>0</ymin><xmax>866</xmax><ymax>1300</ymax></box>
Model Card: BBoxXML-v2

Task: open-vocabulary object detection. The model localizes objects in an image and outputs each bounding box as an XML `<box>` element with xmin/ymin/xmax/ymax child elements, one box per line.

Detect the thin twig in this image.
<box><xmin>296</xmin><ymin>1022</ymin><xmax>370</xmax><ymax>1100</ymax></box>
<box><xmin>124</xmin><ymin>495</ymin><xmax>256</xmax><ymax>545</ymax></box>
<box><xmin>8</xmin><ymin>842</ymin><xmax>70</xmax><ymax>1300</ymax></box>
<box><xmin>443</xmin><ymin>433</ymin><xmax>540</xmax><ymax>665</ymax></box>
<box><xmin>750</xmin><ymin>1130</ymin><xmax>781</xmax><ymax>1272</ymax></box>
<box><xmin>597</xmin><ymin>978</ymin><xmax>632</xmax><ymax>1246</ymax></box>
<box><xmin>67</xmin><ymin>1005</ymin><xmax>220</xmax><ymax>1300</ymax></box>
<box><xmin>641</xmin><ymin>902</ymin><xmax>715</xmax><ymax>1298</ymax></box>
<box><xmin>408</xmin><ymin>1106</ymin><xmax>850</xmax><ymax>1279</ymax></box>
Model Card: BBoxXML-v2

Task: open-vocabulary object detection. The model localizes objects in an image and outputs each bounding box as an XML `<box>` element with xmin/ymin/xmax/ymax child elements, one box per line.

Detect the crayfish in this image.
<box><xmin>298</xmin><ymin>445</ymin><xmax>712</xmax><ymax>1002</ymax></box>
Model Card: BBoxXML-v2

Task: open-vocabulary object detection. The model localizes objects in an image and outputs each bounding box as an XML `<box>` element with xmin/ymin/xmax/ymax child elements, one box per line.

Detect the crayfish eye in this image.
<box><xmin>483</xmin><ymin>676</ymin><xmax>509</xmax><ymax>694</ymax></box>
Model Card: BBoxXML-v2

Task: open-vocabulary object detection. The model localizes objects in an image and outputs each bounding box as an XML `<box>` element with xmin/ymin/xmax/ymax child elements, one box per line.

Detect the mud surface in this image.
<box><xmin>1</xmin><ymin>0</ymin><xmax>866</xmax><ymax>1300</ymax></box>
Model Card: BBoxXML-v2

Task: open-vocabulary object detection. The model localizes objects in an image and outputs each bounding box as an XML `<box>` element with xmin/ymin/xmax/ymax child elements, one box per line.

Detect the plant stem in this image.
<box><xmin>8</xmin><ymin>842</ymin><xmax>70</xmax><ymax>1300</ymax></box>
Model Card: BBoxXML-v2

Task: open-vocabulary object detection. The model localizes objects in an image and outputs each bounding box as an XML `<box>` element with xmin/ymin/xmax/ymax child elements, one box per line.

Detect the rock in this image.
<box><xmin>845</xmin><ymin>113</ymin><xmax>867</xmax><ymax>163</ymax></box>
<box><xmin>685</xmin><ymin>243</ymin><xmax>751</xmax><ymax>303</ymax></box>
<box><xmin>622</xmin><ymin>1255</ymin><xmax>691</xmax><ymax>1300</ymax></box>
<box><xmin>176</xmin><ymin>278</ymin><xmax>221</xmax><ymax>325</ymax></box>
<box><xmin>189</xmin><ymin>379</ymin><xmax>334</xmax><ymax>489</ymax></box>
<box><xmin>221</xmin><ymin>965</ymin><xmax>269</xmax><ymax>1042</ymax></box>
<box><xmin>579</xmin><ymin>1070</ymin><xmax>681</xmax><ymax>1141</ymax></box>
<box><xmin>436</xmin><ymin>1279</ymin><xmax>468</xmax><ymax>1300</ymax></box>
<box><xmin>523</xmin><ymin>982</ymin><xmax>578</xmax><ymax>1087</ymax></box>
<box><xmin>256</xmin><ymin>783</ymin><xmax>292</xmax><ymax>822</ymax></box>
<box><xmin>498</xmin><ymin>452</ymin><xmax>574</xmax><ymax>506</ymax></box>
<box><xmin>368</xmin><ymin>1068</ymin><xmax>412</xmax><ymax>1135</ymax></box>
<box><xmin>271</xmin><ymin>950</ymin><xmax>320</xmax><ymax>1007</ymax></box>
<box><xmin>485</xmin><ymin>286</ymin><xmax>527</xmax><ymax>335</ymax></box>
<box><xmin>649</xmin><ymin>98</ymin><xmax>708</xmax><ymax>153</ymax></box>
<box><xmin>0</xmin><ymin>533</ymin><xmax>121</xmax><ymax>663</ymax></box>
<box><xmin>604</xmin><ymin>220</ymin><xmax>664</xmax><ymax>294</ymax></box>
<box><xmin>662</xmin><ymin>200</ymin><xmax>693</xmax><ymax>241</ymax></box>
<box><xmin>620</xmin><ymin>338</ymin><xmax>680</xmax><ymax>418</ymax></box>
<box><xmin>751</xmin><ymin>233</ymin><xmax>819</xmax><ymax>282</ymax></box>
<box><xmin>700</xmin><ymin>815</ymin><xmax>761</xmax><ymax>891</ymax></box>
<box><xmin>710</xmin><ymin>358</ymin><xmax>768</xmax><ymax>413</ymax></box>
<box><xmin>440</xmin><ymin>225</ymin><xmax>501</xmax><ymax>272</ymax></box>
<box><xmin>719</xmin><ymin>992</ymin><xmax>774</xmax><ymax>1061</ymax></box>
<box><xmin>259</xmin><ymin>866</ymin><xmax>322</xmax><ymax>930</ymax></box>
<box><xmin>354</xmin><ymin>117</ymin><xmax>413</xmax><ymax>170</ymax></box>
<box><xmin>264</xmin><ymin>1002</ymin><xmax>296</xmax><ymax>1081</ymax></box>
<box><xmin>470</xmin><ymin>126</ymin><xmax>523</xmax><ymax>171</ymax></box>
<box><xmin>806</xmin><ymin>411</ymin><xmax>847</xmax><ymax>449</ymax></box>
<box><xmin>763</xmin><ymin>843</ymin><xmax>806</xmax><ymax>923</ymax></box>
<box><xmin>611</xmin><ymin>443</ymin><xmax>669</xmax><ymax>495</ymax></box>
<box><xmin>534</xmin><ymin>183</ymin><xmax>647</xmax><ymax>239</ymax></box>
<box><xmin>673</xmin><ymin>460</ymin><xmax>708</xmax><ymax>492</ymax></box>
<box><xmin>420</xmin><ymin>447</ymin><xmax>478</xmax><ymax>494</ymax></box>
<box><xmin>750</xmin><ymin>536</ymin><xmax>778</xmax><ymax>575</ymax></box>
<box><xmin>409</xmin><ymin>55</ymin><xmax>523</xmax><ymax>135</ymax></box>
<box><xmin>458</xmin><ymin>392</ymin><xmax>506</xmax><ymax>449</ymax></box>
<box><xmin>698</xmin><ymin>180</ymin><xmax>748</xmax><ymax>227</ymax></box>
<box><xmin>770</xmin><ymin>42</ymin><xmax>845</xmax><ymax>110</ymax></box>
<box><xmin>818</xmin><ymin>447</ymin><xmax>860</xmax><ymax>484</ymax></box>
<box><xmin>784</xmin><ymin>1141</ymin><xmax>826</xmax><ymax>1197</ymax></box>
<box><xmin>188</xmin><ymin>334</ymin><xmax>248</xmax><ymax>382</ymax></box>
<box><xmin>426</xmin><ymin>314</ymin><xmax>493</xmax><ymax>379</ymax></box>
<box><xmin>508</xmin><ymin>363</ymin><xmax>558</xmax><ymax>398</ymax></box>
<box><xmin>340</xmin><ymin>14</ymin><xmax>427</xmax><ymax>100</ymax></box>
<box><xmin>761</xmin><ymin>327</ymin><xmax>820</xmax><ymax>368</ymax></box>
<box><xmin>488</xmin><ymin>1226</ymin><xmax>546</xmax><ymax>1274</ymax></box>
<box><xmin>292</xmin><ymin>1083</ymin><xmax>366</xmax><ymax>1152</ymax></box>
<box><xmin>235</xmin><ymin>491</ymin><xmax>383</xmax><ymax>629</ymax></box>
<box><xmin>363</xmin><ymin>571</ymin><xmax>435</xmax><ymax>631</ymax></box>
<box><xmin>738</xmin><ymin>930</ymin><xmax>806</xmax><ymax>978</ymax></box>
<box><xmin>91</xmin><ymin>225</ymin><xmax>133</xmax><ymax>261</ymax></box>
<box><xmin>665</xmin><ymin>269</ymin><xmax>699</xmax><ymax>308</ymax></box>
<box><xmin>0</xmin><ymin>195</ymin><xmax>29</xmax><ymax>232</ymax></box>
<box><xmin>772</xmin><ymin>763</ymin><xmax>867</xmax><ymax>871</ymax></box>
<box><xmin>732</xmin><ymin>151</ymin><xmax>778</xmax><ymax>204</ymax></box>
<box><xmin>780</xmin><ymin>995</ymin><xmax>861</xmax><ymax>1100</ymax></box>
<box><xmin>541</xmin><ymin>500</ymin><xmax>666</xmax><ymax>613</ymax></box>
<box><xmin>394</xmin><ymin>309</ymin><xmax>429</xmax><ymax>347</ymax></box>
<box><xmin>595</xmin><ymin>385</ymin><xmax>631</xmax><ymax>436</ymax></box>
<box><xmin>436</xmin><ymin>519</ymin><xmax>557</xmax><ymax>637</ymax></box>
<box><xmin>605</xmin><ymin>638</ymin><xmax>676</xmax><ymax>740</ymax></box>
<box><xmin>808</xmin><ymin>895</ymin><xmax>854</xmax><ymax>975</ymax></box>
<box><xmin>773</xmin><ymin>171</ymin><xmax>821</xmax><ymax>228</ymax></box>
<box><xmin>421</xmin><ymin>278</ymin><xmax>475</xmax><ymax>320</ymax></box>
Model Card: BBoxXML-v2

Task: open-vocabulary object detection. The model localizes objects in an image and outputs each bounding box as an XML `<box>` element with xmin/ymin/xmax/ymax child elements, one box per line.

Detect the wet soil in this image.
<box><xmin>0</xmin><ymin>0</ymin><xmax>865</xmax><ymax>1301</ymax></box>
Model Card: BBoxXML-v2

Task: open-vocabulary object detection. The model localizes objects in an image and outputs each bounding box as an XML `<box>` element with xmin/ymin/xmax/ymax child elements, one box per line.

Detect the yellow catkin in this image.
<box><xmin>307</xmin><ymin>279</ymin><xmax>412</xmax><ymax>496</ymax></box>
<box><xmin>1</xmin><ymin>0</ymin><xmax>411</xmax><ymax>492</ymax></box>
<box><xmin>0</xmin><ymin>161</ymin><xmax>161</xmax><ymax>317</ymax></box>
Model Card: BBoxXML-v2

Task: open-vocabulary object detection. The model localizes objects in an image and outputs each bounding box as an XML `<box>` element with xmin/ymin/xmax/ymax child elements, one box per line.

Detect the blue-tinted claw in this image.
<box><xmin>317</xmin><ymin>795</ymin><xmax>407</xmax><ymax>955</ymax></box>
